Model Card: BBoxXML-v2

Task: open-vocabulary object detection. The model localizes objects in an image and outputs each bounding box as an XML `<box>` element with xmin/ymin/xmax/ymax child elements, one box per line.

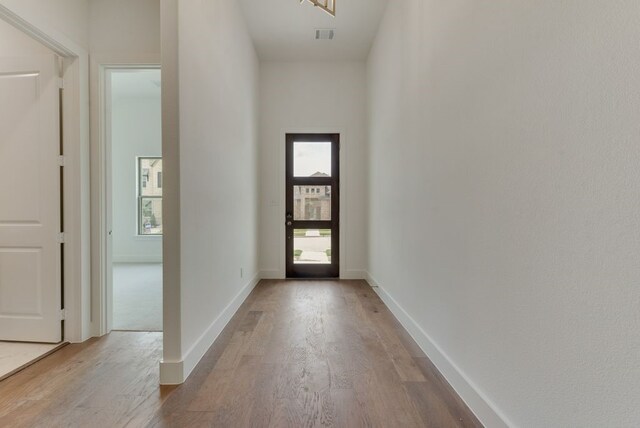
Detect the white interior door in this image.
<box><xmin>0</xmin><ymin>55</ymin><xmax>62</xmax><ymax>343</ymax></box>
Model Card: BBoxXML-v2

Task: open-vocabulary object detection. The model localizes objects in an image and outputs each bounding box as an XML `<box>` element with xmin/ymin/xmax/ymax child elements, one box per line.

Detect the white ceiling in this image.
<box><xmin>238</xmin><ymin>0</ymin><xmax>388</xmax><ymax>61</ymax></box>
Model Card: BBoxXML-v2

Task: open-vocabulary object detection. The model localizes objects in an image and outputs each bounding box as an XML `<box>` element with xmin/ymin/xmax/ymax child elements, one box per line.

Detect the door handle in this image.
<box><xmin>286</xmin><ymin>221</ymin><xmax>292</xmax><ymax>226</ymax></box>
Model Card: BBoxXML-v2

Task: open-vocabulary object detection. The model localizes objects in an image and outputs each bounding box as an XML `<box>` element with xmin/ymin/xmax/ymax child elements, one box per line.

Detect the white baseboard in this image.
<box><xmin>113</xmin><ymin>254</ymin><xmax>163</xmax><ymax>263</ymax></box>
<box><xmin>341</xmin><ymin>269</ymin><xmax>366</xmax><ymax>280</ymax></box>
<box><xmin>158</xmin><ymin>359</ymin><xmax>184</xmax><ymax>385</ymax></box>
<box><xmin>364</xmin><ymin>272</ymin><xmax>512</xmax><ymax>428</ymax></box>
<box><xmin>159</xmin><ymin>272</ymin><xmax>261</xmax><ymax>385</ymax></box>
<box><xmin>260</xmin><ymin>269</ymin><xmax>283</xmax><ymax>279</ymax></box>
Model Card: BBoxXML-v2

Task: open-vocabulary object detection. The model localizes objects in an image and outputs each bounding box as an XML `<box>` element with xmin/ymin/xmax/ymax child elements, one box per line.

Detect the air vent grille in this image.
<box><xmin>315</xmin><ymin>29</ymin><xmax>335</xmax><ymax>40</ymax></box>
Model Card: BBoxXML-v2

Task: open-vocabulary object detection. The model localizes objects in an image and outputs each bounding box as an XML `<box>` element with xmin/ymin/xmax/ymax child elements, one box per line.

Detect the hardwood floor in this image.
<box><xmin>0</xmin><ymin>280</ymin><xmax>482</xmax><ymax>427</ymax></box>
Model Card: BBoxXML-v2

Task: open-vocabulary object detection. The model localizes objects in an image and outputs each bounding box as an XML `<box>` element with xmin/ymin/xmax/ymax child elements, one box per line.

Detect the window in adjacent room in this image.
<box><xmin>138</xmin><ymin>157</ymin><xmax>163</xmax><ymax>235</ymax></box>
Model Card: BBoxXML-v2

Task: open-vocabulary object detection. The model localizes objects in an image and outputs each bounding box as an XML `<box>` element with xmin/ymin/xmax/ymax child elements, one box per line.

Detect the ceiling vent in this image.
<box><xmin>315</xmin><ymin>29</ymin><xmax>335</xmax><ymax>40</ymax></box>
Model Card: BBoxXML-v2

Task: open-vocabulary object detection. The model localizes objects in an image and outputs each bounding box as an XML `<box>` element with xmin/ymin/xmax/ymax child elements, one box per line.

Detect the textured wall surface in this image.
<box><xmin>367</xmin><ymin>1</ymin><xmax>640</xmax><ymax>426</ymax></box>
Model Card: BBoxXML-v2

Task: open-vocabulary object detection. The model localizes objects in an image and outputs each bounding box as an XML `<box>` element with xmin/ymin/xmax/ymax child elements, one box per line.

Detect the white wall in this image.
<box><xmin>259</xmin><ymin>61</ymin><xmax>368</xmax><ymax>279</ymax></box>
<box><xmin>0</xmin><ymin>0</ymin><xmax>89</xmax><ymax>51</ymax></box>
<box><xmin>367</xmin><ymin>1</ymin><xmax>640</xmax><ymax>427</ymax></box>
<box><xmin>111</xmin><ymin>75</ymin><xmax>162</xmax><ymax>263</ymax></box>
<box><xmin>159</xmin><ymin>0</ymin><xmax>181</xmax><ymax>382</ymax></box>
<box><xmin>0</xmin><ymin>15</ymin><xmax>53</xmax><ymax>55</ymax></box>
<box><xmin>160</xmin><ymin>0</ymin><xmax>260</xmax><ymax>383</ymax></box>
<box><xmin>89</xmin><ymin>0</ymin><xmax>160</xmax><ymax>55</ymax></box>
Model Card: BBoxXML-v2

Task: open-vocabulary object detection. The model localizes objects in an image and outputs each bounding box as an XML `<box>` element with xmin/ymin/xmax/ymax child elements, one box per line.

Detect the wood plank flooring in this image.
<box><xmin>0</xmin><ymin>280</ymin><xmax>482</xmax><ymax>427</ymax></box>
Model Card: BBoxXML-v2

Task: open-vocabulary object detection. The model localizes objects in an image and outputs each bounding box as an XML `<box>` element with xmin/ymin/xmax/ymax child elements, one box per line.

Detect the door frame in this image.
<box><xmin>262</xmin><ymin>127</ymin><xmax>349</xmax><ymax>280</ymax></box>
<box><xmin>90</xmin><ymin>56</ymin><xmax>161</xmax><ymax>336</ymax></box>
<box><xmin>285</xmin><ymin>133</ymin><xmax>340</xmax><ymax>278</ymax></box>
<box><xmin>0</xmin><ymin>6</ymin><xmax>90</xmax><ymax>343</ymax></box>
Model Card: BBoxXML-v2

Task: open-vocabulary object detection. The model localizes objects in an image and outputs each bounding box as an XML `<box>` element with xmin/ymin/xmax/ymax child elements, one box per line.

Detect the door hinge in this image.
<box><xmin>57</xmin><ymin>232</ymin><xmax>66</xmax><ymax>243</ymax></box>
<box><xmin>58</xmin><ymin>155</ymin><xmax>65</xmax><ymax>167</ymax></box>
<box><xmin>58</xmin><ymin>77</ymin><xmax>65</xmax><ymax>89</ymax></box>
<box><xmin>60</xmin><ymin>309</ymin><xmax>66</xmax><ymax>320</ymax></box>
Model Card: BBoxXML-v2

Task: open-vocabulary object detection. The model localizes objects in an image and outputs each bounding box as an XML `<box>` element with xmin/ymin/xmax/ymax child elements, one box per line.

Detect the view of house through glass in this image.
<box><xmin>138</xmin><ymin>157</ymin><xmax>163</xmax><ymax>235</ymax></box>
<box><xmin>294</xmin><ymin>185</ymin><xmax>331</xmax><ymax>220</ymax></box>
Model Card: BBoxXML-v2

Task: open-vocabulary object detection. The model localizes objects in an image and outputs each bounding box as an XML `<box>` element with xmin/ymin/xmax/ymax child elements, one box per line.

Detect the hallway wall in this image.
<box><xmin>259</xmin><ymin>61</ymin><xmax>368</xmax><ymax>278</ymax></box>
<box><xmin>0</xmin><ymin>14</ymin><xmax>53</xmax><ymax>55</ymax></box>
<box><xmin>0</xmin><ymin>0</ymin><xmax>89</xmax><ymax>50</ymax></box>
<box><xmin>163</xmin><ymin>0</ymin><xmax>260</xmax><ymax>383</ymax></box>
<box><xmin>89</xmin><ymin>0</ymin><xmax>160</xmax><ymax>55</ymax></box>
<box><xmin>367</xmin><ymin>1</ymin><xmax>640</xmax><ymax>426</ymax></box>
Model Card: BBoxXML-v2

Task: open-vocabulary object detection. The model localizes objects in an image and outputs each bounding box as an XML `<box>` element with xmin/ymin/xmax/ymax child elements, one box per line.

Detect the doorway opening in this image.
<box><xmin>286</xmin><ymin>133</ymin><xmax>340</xmax><ymax>278</ymax></box>
<box><xmin>107</xmin><ymin>68</ymin><xmax>163</xmax><ymax>332</ymax></box>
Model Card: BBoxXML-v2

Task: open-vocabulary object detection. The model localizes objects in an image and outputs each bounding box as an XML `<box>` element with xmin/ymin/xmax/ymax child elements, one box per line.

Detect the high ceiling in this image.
<box><xmin>238</xmin><ymin>0</ymin><xmax>388</xmax><ymax>61</ymax></box>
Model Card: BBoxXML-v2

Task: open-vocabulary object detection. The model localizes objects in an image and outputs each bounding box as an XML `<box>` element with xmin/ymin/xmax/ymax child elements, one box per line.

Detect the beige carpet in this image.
<box><xmin>113</xmin><ymin>263</ymin><xmax>163</xmax><ymax>331</ymax></box>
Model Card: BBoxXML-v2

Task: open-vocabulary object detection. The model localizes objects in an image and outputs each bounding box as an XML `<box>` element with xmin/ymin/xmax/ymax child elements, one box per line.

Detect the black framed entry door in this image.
<box><xmin>286</xmin><ymin>134</ymin><xmax>340</xmax><ymax>278</ymax></box>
